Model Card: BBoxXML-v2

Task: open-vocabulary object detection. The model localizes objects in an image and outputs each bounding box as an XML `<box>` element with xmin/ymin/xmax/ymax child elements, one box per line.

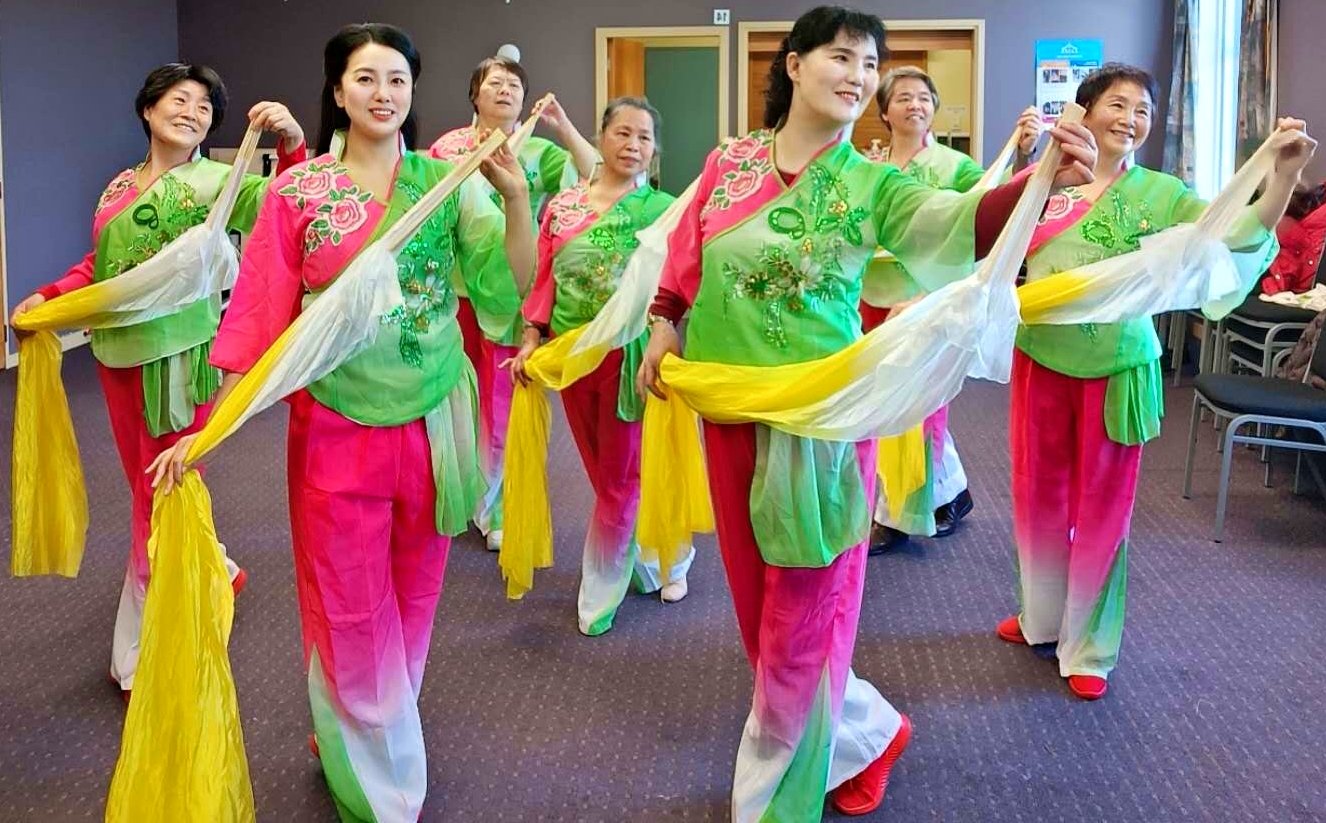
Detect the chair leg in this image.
<box><xmin>1264</xmin><ymin>447</ymin><xmax>1273</xmax><ymax>488</ymax></box>
<box><xmin>1197</xmin><ymin>318</ymin><xmax>1212</xmax><ymax>375</ymax></box>
<box><xmin>1183</xmin><ymin>394</ymin><xmax>1203</xmax><ymax>499</ymax></box>
<box><xmin>1215</xmin><ymin>420</ymin><xmax>1240</xmax><ymax>543</ymax></box>
<box><xmin>1170</xmin><ymin>313</ymin><xmax>1184</xmax><ymax>386</ymax></box>
<box><xmin>1294</xmin><ymin>451</ymin><xmax>1304</xmax><ymax>495</ymax></box>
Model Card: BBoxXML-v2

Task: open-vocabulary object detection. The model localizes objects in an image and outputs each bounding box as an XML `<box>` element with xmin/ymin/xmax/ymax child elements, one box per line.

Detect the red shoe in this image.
<box><xmin>308</xmin><ymin>733</ymin><xmax>320</xmax><ymax>758</ymax></box>
<box><xmin>1067</xmin><ymin>675</ymin><xmax>1108</xmax><ymax>700</ymax></box>
<box><xmin>995</xmin><ymin>615</ymin><xmax>1027</xmax><ymax>645</ymax></box>
<box><xmin>231</xmin><ymin>568</ymin><xmax>248</xmax><ymax>597</ymax></box>
<box><xmin>829</xmin><ymin>713</ymin><xmax>913</xmax><ymax>816</ymax></box>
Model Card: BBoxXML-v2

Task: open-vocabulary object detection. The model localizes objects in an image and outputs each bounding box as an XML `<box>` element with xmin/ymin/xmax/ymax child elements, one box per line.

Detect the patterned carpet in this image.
<box><xmin>1</xmin><ymin>345</ymin><xmax>1323</xmax><ymax>822</ymax></box>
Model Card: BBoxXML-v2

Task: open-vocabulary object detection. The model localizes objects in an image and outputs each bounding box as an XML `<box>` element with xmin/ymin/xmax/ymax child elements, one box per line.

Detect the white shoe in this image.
<box><xmin>486</xmin><ymin>529</ymin><xmax>503</xmax><ymax>552</ymax></box>
<box><xmin>660</xmin><ymin>577</ymin><xmax>688</xmax><ymax>603</ymax></box>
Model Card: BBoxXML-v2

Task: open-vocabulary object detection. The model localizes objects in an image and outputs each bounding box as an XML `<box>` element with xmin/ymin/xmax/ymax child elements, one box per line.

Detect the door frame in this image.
<box><xmin>594</xmin><ymin>26</ymin><xmax>732</xmax><ymax>141</ymax></box>
<box><xmin>736</xmin><ymin>19</ymin><xmax>986</xmax><ymax>162</ymax></box>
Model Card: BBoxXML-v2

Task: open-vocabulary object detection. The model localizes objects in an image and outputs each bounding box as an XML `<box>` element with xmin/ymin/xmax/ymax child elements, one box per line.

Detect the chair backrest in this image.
<box><xmin>1310</xmin><ymin>314</ymin><xmax>1326</xmax><ymax>384</ymax></box>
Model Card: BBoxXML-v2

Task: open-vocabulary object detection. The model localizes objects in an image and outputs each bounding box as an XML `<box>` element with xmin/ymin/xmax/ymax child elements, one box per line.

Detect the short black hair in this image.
<box><xmin>135</xmin><ymin>63</ymin><xmax>227</xmax><ymax>139</ymax></box>
<box><xmin>1075</xmin><ymin>62</ymin><xmax>1158</xmax><ymax>111</ymax></box>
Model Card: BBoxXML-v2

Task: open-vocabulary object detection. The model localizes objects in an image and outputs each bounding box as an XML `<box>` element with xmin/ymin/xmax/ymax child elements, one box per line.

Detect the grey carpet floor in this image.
<box><xmin>1</xmin><ymin>346</ymin><xmax>1323</xmax><ymax>822</ymax></box>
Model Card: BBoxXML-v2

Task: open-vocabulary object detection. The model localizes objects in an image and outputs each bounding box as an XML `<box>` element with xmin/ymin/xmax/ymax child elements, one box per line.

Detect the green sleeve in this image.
<box><xmin>951</xmin><ymin>156</ymin><xmax>986</xmax><ymax>193</ymax></box>
<box><xmin>1160</xmin><ymin>180</ymin><xmax>1278</xmax><ymax>317</ymax></box>
<box><xmin>870</xmin><ymin>165</ymin><xmax>981</xmax><ymax>293</ymax></box>
<box><xmin>539</xmin><ymin>143</ymin><xmax>576</xmax><ymax>196</ymax></box>
<box><xmin>227</xmin><ymin>173</ymin><xmax>274</xmax><ymax>234</ymax></box>
<box><xmin>454</xmin><ymin>177</ymin><xmax>521</xmax><ymax>338</ymax></box>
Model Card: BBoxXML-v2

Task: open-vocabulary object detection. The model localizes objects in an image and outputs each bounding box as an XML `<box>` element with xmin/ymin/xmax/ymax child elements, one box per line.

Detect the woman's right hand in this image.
<box><xmin>146</xmin><ymin>434</ymin><xmax>200</xmax><ymax>495</ymax></box>
<box><xmin>9</xmin><ymin>293</ymin><xmax>46</xmax><ymax>337</ymax></box>
<box><xmin>636</xmin><ymin>320</ymin><xmax>681</xmax><ymax>401</ymax></box>
<box><xmin>501</xmin><ymin>341</ymin><xmax>539</xmax><ymax>387</ymax></box>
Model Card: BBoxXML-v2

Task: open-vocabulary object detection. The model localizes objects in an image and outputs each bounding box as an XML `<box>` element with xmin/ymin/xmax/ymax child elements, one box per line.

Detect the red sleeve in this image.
<box><xmin>37</xmin><ymin>250</ymin><xmax>98</xmax><ymax>299</ymax></box>
<box><xmin>274</xmin><ymin>138</ymin><xmax>307</xmax><ymax>174</ymax></box>
<box><xmin>974</xmin><ymin>174</ymin><xmax>1032</xmax><ymax>260</ymax></box>
<box><xmin>210</xmin><ymin>186</ymin><xmax>305</xmax><ymax>373</ymax></box>
<box><xmin>521</xmin><ymin>209</ymin><xmax>557</xmax><ymax>328</ymax></box>
<box><xmin>648</xmin><ymin>154</ymin><xmax>720</xmax><ymax>321</ymax></box>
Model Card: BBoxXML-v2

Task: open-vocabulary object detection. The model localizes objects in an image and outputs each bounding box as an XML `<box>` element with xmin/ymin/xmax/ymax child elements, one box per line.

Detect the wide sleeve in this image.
<box><xmin>521</xmin><ymin>208</ymin><xmax>557</xmax><ymax>328</ymax></box>
<box><xmin>870</xmin><ymin>165</ymin><xmax>982</xmax><ymax>293</ymax></box>
<box><xmin>210</xmin><ymin>186</ymin><xmax>306</xmax><ymax>373</ymax></box>
<box><xmin>951</xmin><ymin>155</ymin><xmax>987</xmax><ymax>193</ymax></box>
<box><xmin>454</xmin><ymin>176</ymin><xmax>521</xmax><ymax>337</ymax></box>
<box><xmin>539</xmin><ymin>143</ymin><xmax>576</xmax><ymax>196</ymax></box>
<box><xmin>226</xmin><ymin>139</ymin><xmax>307</xmax><ymax>234</ymax></box>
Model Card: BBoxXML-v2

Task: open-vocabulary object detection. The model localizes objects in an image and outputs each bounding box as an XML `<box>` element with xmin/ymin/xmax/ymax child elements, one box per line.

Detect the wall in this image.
<box><xmin>1</xmin><ymin>0</ymin><xmax>179</xmax><ymax>355</ymax></box>
<box><xmin>178</xmin><ymin>0</ymin><xmax>1175</xmax><ymax>168</ymax></box>
<box><xmin>1277</xmin><ymin>0</ymin><xmax>1326</xmax><ymax>184</ymax></box>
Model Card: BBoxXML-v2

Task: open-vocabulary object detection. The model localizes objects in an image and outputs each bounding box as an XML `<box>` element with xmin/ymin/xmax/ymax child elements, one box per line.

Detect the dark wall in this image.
<box><xmin>1</xmin><ymin>0</ymin><xmax>178</xmax><ymax>350</ymax></box>
<box><xmin>179</xmin><ymin>0</ymin><xmax>1175</xmax><ymax>168</ymax></box>
<box><xmin>1278</xmin><ymin>0</ymin><xmax>1326</xmax><ymax>183</ymax></box>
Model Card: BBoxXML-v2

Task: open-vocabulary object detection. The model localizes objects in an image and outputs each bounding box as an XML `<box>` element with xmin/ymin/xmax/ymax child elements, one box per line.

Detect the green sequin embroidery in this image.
<box><xmin>106</xmin><ymin>174</ymin><xmax>209</xmax><ymax>278</ymax></box>
<box><xmin>379</xmin><ymin>180</ymin><xmax>458</xmax><ymax>369</ymax></box>
<box><xmin>722</xmin><ymin>164</ymin><xmax>866</xmax><ymax>348</ymax></box>
<box><xmin>1072</xmin><ymin>189</ymin><xmax>1160</xmax><ymax>343</ymax></box>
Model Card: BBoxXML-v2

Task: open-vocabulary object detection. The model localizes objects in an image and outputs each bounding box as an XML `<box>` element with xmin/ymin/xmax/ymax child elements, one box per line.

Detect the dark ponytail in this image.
<box><xmin>762</xmin><ymin>6</ymin><xmax>886</xmax><ymax>129</ymax></box>
<box><xmin>316</xmin><ymin>23</ymin><xmax>422</xmax><ymax>154</ymax></box>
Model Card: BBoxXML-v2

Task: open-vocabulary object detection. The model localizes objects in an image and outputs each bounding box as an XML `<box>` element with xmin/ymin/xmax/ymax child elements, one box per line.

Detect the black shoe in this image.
<box><xmin>933</xmin><ymin>489</ymin><xmax>974</xmax><ymax>538</ymax></box>
<box><xmin>868</xmin><ymin>524</ymin><xmax>909</xmax><ymax>555</ymax></box>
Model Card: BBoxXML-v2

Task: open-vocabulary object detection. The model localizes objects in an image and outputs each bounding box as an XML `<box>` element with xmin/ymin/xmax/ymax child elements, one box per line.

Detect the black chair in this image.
<box><xmin>1213</xmin><ymin>254</ymin><xmax>1326</xmax><ymax>377</ymax></box>
<box><xmin>1182</xmin><ymin>326</ymin><xmax>1326</xmax><ymax>542</ymax></box>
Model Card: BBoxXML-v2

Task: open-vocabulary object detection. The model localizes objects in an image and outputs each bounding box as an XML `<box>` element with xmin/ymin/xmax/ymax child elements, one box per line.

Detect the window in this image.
<box><xmin>1191</xmin><ymin>0</ymin><xmax>1241</xmax><ymax>198</ymax></box>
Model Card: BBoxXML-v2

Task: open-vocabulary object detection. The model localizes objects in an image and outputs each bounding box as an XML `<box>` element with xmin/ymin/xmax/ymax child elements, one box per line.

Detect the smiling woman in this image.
<box><xmin>5</xmin><ymin>58</ymin><xmax>305</xmax><ymax>701</ymax></box>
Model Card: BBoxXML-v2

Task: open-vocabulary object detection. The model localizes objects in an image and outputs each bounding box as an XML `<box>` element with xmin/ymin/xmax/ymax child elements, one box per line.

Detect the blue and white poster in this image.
<box><xmin>1035</xmin><ymin>39</ymin><xmax>1103</xmax><ymax>124</ymax></box>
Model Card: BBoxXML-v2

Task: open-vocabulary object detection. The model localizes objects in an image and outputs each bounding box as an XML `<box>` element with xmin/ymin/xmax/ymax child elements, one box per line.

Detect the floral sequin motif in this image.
<box><xmin>566</xmin><ymin>215</ymin><xmax>640</xmax><ymax>319</ymax></box>
<box><xmin>96</xmin><ymin>169</ymin><xmax>138</xmax><ymax>215</ymax></box>
<box><xmin>1079</xmin><ymin>189</ymin><xmax>1159</xmax><ymax>252</ymax></box>
<box><xmin>722</xmin><ymin>164</ymin><xmax>866</xmax><ymax>348</ymax></box>
<box><xmin>106</xmin><ymin>174</ymin><xmax>208</xmax><ymax>277</ymax></box>
<box><xmin>378</xmin><ymin>181</ymin><xmax>458</xmax><ymax>369</ymax></box>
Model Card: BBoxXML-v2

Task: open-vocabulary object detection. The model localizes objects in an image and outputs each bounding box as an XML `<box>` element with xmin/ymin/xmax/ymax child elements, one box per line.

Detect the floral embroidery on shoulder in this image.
<box><xmin>96</xmin><ymin>168</ymin><xmax>138</xmax><ymax>215</ymax></box>
<box><xmin>702</xmin><ymin>130</ymin><xmax>776</xmax><ymax>220</ymax></box>
<box><xmin>430</xmin><ymin>127</ymin><xmax>478</xmax><ymax>162</ymax></box>
<box><xmin>547</xmin><ymin>184</ymin><xmax>594</xmax><ymax>236</ymax></box>
<box><xmin>278</xmin><ymin>160</ymin><xmax>340</xmax><ymax>209</ymax></box>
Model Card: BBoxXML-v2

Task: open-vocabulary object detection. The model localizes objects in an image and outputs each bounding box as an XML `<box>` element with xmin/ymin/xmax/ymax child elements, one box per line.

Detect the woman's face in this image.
<box><xmin>334</xmin><ymin>42</ymin><xmax>414</xmax><ymax>143</ymax></box>
<box><xmin>787</xmin><ymin>30</ymin><xmax>880</xmax><ymax>128</ymax></box>
<box><xmin>1083</xmin><ymin>80</ymin><xmax>1153</xmax><ymax>160</ymax></box>
<box><xmin>882</xmin><ymin>76</ymin><xmax>935</xmax><ymax>138</ymax></box>
<box><xmin>475</xmin><ymin>66</ymin><xmax>526</xmax><ymax>124</ymax></box>
<box><xmin>142</xmin><ymin>79</ymin><xmax>213</xmax><ymax>152</ymax></box>
<box><xmin>599</xmin><ymin>105</ymin><xmax>656</xmax><ymax>179</ymax></box>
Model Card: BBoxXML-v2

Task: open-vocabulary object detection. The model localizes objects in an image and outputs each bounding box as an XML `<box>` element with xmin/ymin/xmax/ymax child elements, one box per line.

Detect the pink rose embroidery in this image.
<box><xmin>725</xmin><ymin>136</ymin><xmax>762</xmax><ymax>161</ymax></box>
<box><xmin>296</xmin><ymin>170</ymin><xmax>334</xmax><ymax>200</ymax></box>
<box><xmin>725</xmin><ymin>168</ymin><xmax>762</xmax><ymax>202</ymax></box>
<box><xmin>1042</xmin><ymin>191</ymin><xmax>1075</xmax><ymax>223</ymax></box>
<box><xmin>327</xmin><ymin>198</ymin><xmax>368</xmax><ymax>233</ymax></box>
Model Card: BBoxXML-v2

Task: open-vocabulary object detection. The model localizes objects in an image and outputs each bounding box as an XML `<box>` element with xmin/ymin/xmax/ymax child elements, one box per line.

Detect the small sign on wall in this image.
<box><xmin>1035</xmin><ymin>39</ymin><xmax>1102</xmax><ymax>124</ymax></box>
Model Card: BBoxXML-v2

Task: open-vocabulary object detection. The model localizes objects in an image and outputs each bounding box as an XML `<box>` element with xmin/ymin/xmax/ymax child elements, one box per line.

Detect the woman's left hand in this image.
<box><xmin>1269</xmin><ymin>117</ymin><xmax>1317</xmax><ymax>181</ymax></box>
<box><xmin>1046</xmin><ymin>122</ymin><xmax>1097</xmax><ymax>189</ymax></box>
<box><xmin>248</xmin><ymin>101</ymin><xmax>304</xmax><ymax>153</ymax></box>
<box><xmin>479</xmin><ymin>142</ymin><xmax>529</xmax><ymax>201</ymax></box>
